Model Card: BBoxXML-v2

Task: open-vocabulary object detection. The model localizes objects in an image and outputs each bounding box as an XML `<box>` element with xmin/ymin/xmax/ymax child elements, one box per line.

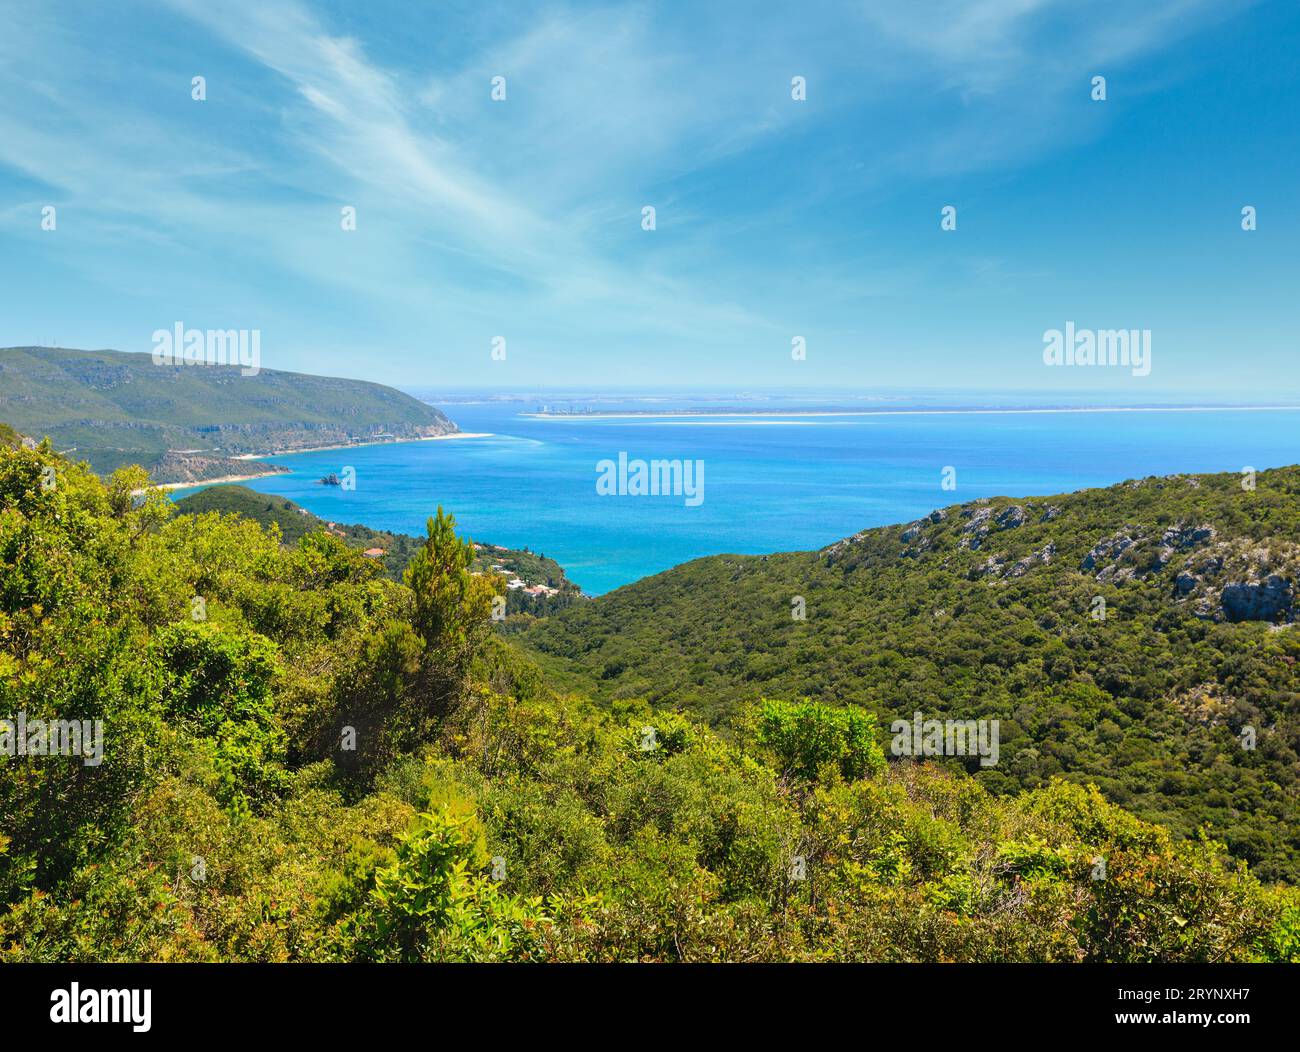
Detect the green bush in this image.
<box><xmin>1</xmin><ymin>438</ymin><xmax>1295</xmax><ymax>963</ymax></box>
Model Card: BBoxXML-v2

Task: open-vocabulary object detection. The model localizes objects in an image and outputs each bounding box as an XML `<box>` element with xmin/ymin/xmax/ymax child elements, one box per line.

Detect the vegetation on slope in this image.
<box><xmin>0</xmin><ymin>347</ymin><xmax>456</xmax><ymax>482</ymax></box>
<box><xmin>514</xmin><ymin>468</ymin><xmax>1300</xmax><ymax>882</ymax></box>
<box><xmin>2</xmin><ymin>439</ymin><xmax>1296</xmax><ymax>961</ymax></box>
<box><xmin>173</xmin><ymin>485</ymin><xmax>583</xmax><ymax>613</ymax></box>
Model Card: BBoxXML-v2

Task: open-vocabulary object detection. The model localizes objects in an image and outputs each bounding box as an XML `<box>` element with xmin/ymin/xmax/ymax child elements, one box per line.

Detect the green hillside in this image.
<box><xmin>2</xmin><ymin>438</ymin><xmax>1296</xmax><ymax>963</ymax></box>
<box><xmin>173</xmin><ymin>485</ymin><xmax>582</xmax><ymax>612</ymax></box>
<box><xmin>0</xmin><ymin>346</ymin><xmax>456</xmax><ymax>482</ymax></box>
<box><xmin>514</xmin><ymin>467</ymin><xmax>1300</xmax><ymax>882</ymax></box>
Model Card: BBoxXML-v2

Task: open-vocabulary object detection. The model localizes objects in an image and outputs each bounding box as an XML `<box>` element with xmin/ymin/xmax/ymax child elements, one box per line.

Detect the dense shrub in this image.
<box><xmin>1</xmin><ymin>441</ymin><xmax>1296</xmax><ymax>962</ymax></box>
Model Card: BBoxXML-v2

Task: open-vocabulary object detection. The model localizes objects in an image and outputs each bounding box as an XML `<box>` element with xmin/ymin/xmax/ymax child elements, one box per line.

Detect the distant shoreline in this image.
<box><xmin>152</xmin><ymin>472</ymin><xmax>286</xmax><ymax>492</ymax></box>
<box><xmin>232</xmin><ymin>431</ymin><xmax>495</xmax><ymax>459</ymax></box>
<box><xmin>523</xmin><ymin>405</ymin><xmax>1300</xmax><ymax>421</ymax></box>
<box><xmin>154</xmin><ymin>432</ymin><xmax>495</xmax><ymax>491</ymax></box>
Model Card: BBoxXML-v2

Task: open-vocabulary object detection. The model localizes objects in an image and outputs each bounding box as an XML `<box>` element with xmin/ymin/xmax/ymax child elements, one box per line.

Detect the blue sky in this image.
<box><xmin>1</xmin><ymin>0</ymin><xmax>1296</xmax><ymax>396</ymax></box>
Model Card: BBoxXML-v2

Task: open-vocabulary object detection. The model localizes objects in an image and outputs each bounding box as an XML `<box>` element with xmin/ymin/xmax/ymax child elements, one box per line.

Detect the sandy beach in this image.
<box><xmin>140</xmin><ymin>431</ymin><xmax>497</xmax><ymax>492</ymax></box>
<box><xmin>151</xmin><ymin>472</ymin><xmax>288</xmax><ymax>492</ymax></box>
<box><xmin>232</xmin><ymin>431</ymin><xmax>494</xmax><ymax>459</ymax></box>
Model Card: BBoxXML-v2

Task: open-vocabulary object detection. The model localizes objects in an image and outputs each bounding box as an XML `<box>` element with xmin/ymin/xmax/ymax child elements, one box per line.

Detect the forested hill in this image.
<box><xmin>0</xmin><ymin>346</ymin><xmax>456</xmax><ymax>482</ymax></box>
<box><xmin>514</xmin><ymin>466</ymin><xmax>1300</xmax><ymax>882</ymax></box>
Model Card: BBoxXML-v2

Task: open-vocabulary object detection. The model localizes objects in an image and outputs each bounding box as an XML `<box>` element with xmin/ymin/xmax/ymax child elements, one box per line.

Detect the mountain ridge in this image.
<box><xmin>513</xmin><ymin>465</ymin><xmax>1300</xmax><ymax>881</ymax></box>
<box><xmin>0</xmin><ymin>346</ymin><xmax>456</xmax><ymax>482</ymax></box>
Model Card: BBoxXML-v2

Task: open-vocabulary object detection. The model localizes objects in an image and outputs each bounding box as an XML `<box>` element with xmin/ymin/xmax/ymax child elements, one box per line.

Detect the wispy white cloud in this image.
<box><xmin>0</xmin><ymin>0</ymin><xmax>1260</xmax><ymax>386</ymax></box>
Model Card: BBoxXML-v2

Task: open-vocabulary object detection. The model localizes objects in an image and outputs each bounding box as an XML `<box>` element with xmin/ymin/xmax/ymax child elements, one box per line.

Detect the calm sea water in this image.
<box><xmin>170</xmin><ymin>400</ymin><xmax>1300</xmax><ymax>595</ymax></box>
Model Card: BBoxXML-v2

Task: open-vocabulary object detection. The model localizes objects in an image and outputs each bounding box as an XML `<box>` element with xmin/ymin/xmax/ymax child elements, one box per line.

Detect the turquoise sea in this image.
<box><xmin>170</xmin><ymin>398</ymin><xmax>1300</xmax><ymax>595</ymax></box>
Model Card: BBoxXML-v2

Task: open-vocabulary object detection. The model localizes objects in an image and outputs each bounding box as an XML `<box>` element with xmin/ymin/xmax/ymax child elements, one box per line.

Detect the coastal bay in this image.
<box><xmin>170</xmin><ymin>398</ymin><xmax>1300</xmax><ymax>595</ymax></box>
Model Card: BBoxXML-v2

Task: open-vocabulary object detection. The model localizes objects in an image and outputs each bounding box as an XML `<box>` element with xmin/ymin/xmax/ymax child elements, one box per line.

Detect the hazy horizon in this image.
<box><xmin>9</xmin><ymin>343</ymin><xmax>1300</xmax><ymax>408</ymax></box>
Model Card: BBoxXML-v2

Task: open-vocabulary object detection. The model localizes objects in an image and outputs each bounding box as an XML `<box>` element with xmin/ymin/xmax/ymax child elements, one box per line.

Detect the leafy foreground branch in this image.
<box><xmin>0</xmin><ymin>436</ymin><xmax>1297</xmax><ymax>962</ymax></box>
